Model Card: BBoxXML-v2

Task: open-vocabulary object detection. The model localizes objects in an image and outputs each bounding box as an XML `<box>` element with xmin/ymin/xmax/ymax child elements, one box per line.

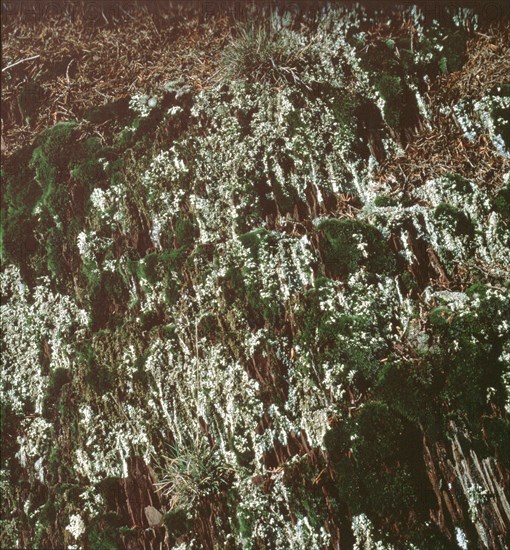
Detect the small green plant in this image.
<box><xmin>1</xmin><ymin>145</ymin><xmax>39</xmax><ymax>267</ymax></box>
<box><xmin>376</xmin><ymin>360</ymin><xmax>435</xmax><ymax>425</ymax></box>
<box><xmin>70</xmin><ymin>138</ymin><xmax>105</xmax><ymax>185</ymax></box>
<box><xmin>162</xmin><ymin>508</ymin><xmax>190</xmax><ymax>540</ymax></box>
<box><xmin>86</xmin><ymin>513</ymin><xmax>125</xmax><ymax>550</ymax></box>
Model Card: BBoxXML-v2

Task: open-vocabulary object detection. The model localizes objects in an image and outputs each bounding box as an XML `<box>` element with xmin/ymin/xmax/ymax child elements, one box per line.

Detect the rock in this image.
<box><xmin>144</xmin><ymin>505</ymin><xmax>163</xmax><ymax>527</ymax></box>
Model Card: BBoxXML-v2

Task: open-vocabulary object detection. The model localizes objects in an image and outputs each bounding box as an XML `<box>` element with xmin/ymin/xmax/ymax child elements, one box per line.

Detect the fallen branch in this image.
<box><xmin>2</xmin><ymin>55</ymin><xmax>40</xmax><ymax>73</ymax></box>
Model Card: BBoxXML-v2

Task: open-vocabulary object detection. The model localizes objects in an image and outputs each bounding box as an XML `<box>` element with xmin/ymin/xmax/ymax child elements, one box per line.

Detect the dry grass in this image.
<box><xmin>1</xmin><ymin>4</ymin><xmax>230</xmax><ymax>155</ymax></box>
<box><xmin>446</xmin><ymin>25</ymin><xmax>510</xmax><ymax>103</ymax></box>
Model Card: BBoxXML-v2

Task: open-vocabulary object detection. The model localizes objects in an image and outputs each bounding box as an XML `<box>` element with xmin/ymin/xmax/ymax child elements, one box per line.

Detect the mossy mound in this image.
<box><xmin>318</xmin><ymin>219</ymin><xmax>395</xmax><ymax>278</ymax></box>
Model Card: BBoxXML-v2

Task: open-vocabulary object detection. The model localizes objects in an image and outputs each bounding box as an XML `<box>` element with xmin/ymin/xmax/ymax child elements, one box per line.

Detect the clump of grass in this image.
<box><xmin>222</xmin><ymin>21</ymin><xmax>307</xmax><ymax>86</ymax></box>
<box><xmin>154</xmin><ymin>438</ymin><xmax>233</xmax><ymax>511</ymax></box>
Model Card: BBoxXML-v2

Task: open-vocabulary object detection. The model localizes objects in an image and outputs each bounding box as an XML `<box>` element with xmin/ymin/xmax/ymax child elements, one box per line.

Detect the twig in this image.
<box><xmin>2</xmin><ymin>55</ymin><xmax>40</xmax><ymax>73</ymax></box>
<box><xmin>66</xmin><ymin>59</ymin><xmax>76</xmax><ymax>84</ymax></box>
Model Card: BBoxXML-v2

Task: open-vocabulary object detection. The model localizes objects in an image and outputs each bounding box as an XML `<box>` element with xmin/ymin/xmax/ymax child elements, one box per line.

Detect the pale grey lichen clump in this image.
<box><xmin>453</xmin><ymin>90</ymin><xmax>510</xmax><ymax>158</ymax></box>
<box><xmin>1</xmin><ymin>5</ymin><xmax>509</xmax><ymax>550</ymax></box>
<box><xmin>366</xmin><ymin>173</ymin><xmax>510</xmax><ymax>276</ymax></box>
<box><xmin>1</xmin><ymin>266</ymin><xmax>89</xmax><ymax>415</ymax></box>
<box><xmin>129</xmin><ymin>93</ymin><xmax>160</xmax><ymax>118</ymax></box>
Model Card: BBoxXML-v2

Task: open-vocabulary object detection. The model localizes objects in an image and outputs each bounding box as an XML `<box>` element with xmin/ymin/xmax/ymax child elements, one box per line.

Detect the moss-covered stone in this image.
<box><xmin>83</xmin><ymin>97</ymin><xmax>131</xmax><ymax>124</ymax></box>
<box><xmin>163</xmin><ymin>508</ymin><xmax>190</xmax><ymax>539</ymax></box>
<box><xmin>494</xmin><ymin>181</ymin><xmax>510</xmax><ymax>220</ymax></box>
<box><xmin>70</xmin><ymin>138</ymin><xmax>106</xmax><ymax>185</ymax></box>
<box><xmin>1</xmin><ymin>8</ymin><xmax>506</xmax><ymax>550</ymax></box>
<box><xmin>318</xmin><ymin>218</ymin><xmax>395</xmax><ymax>278</ymax></box>
<box><xmin>1</xmin><ymin>145</ymin><xmax>40</xmax><ymax>268</ymax></box>
<box><xmin>434</xmin><ymin>202</ymin><xmax>475</xmax><ymax>237</ymax></box>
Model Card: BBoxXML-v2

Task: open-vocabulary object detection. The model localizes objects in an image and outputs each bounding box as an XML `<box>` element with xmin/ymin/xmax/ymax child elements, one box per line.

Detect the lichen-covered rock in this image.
<box><xmin>1</xmin><ymin>5</ymin><xmax>509</xmax><ymax>549</ymax></box>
